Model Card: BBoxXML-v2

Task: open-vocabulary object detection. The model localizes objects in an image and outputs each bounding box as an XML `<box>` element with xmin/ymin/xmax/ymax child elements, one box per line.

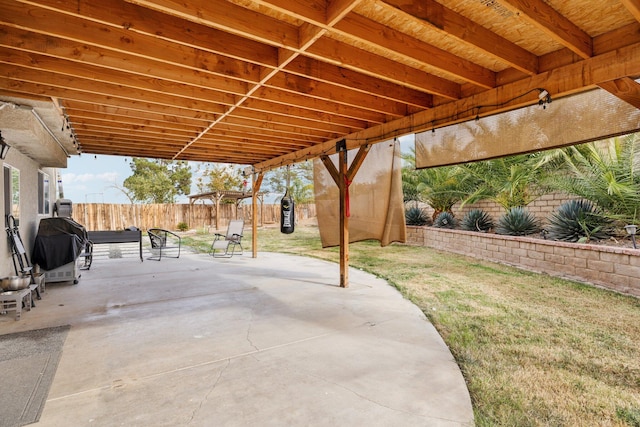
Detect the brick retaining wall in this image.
<box><xmin>406</xmin><ymin>226</ymin><xmax>640</xmax><ymax>297</ymax></box>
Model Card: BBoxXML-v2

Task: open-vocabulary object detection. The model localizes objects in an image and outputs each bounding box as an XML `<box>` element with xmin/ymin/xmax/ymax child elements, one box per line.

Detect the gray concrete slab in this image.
<box><xmin>0</xmin><ymin>252</ymin><xmax>474</xmax><ymax>426</ymax></box>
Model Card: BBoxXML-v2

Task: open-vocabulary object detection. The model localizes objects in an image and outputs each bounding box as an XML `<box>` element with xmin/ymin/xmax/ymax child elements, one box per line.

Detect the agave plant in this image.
<box><xmin>433</xmin><ymin>211</ymin><xmax>457</xmax><ymax>229</ymax></box>
<box><xmin>496</xmin><ymin>207</ymin><xmax>541</xmax><ymax>236</ymax></box>
<box><xmin>405</xmin><ymin>206</ymin><xmax>431</xmax><ymax>226</ymax></box>
<box><xmin>546</xmin><ymin>199</ymin><xmax>612</xmax><ymax>242</ymax></box>
<box><xmin>460</xmin><ymin>209</ymin><xmax>494</xmax><ymax>232</ymax></box>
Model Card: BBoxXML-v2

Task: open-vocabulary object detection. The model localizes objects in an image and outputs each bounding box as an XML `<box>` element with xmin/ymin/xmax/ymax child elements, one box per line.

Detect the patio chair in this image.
<box><xmin>148</xmin><ymin>228</ymin><xmax>181</xmax><ymax>261</ymax></box>
<box><xmin>5</xmin><ymin>215</ymin><xmax>42</xmax><ymax>303</ymax></box>
<box><xmin>210</xmin><ymin>220</ymin><xmax>244</xmax><ymax>258</ymax></box>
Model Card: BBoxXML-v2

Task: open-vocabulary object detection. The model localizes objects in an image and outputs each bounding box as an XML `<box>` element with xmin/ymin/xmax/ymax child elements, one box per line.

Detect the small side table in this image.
<box><xmin>0</xmin><ymin>289</ymin><xmax>31</xmax><ymax>320</ymax></box>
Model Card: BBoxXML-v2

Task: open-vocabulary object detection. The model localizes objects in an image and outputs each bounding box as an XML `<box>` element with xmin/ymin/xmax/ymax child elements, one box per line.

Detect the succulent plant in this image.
<box><xmin>460</xmin><ymin>209</ymin><xmax>494</xmax><ymax>232</ymax></box>
<box><xmin>545</xmin><ymin>199</ymin><xmax>612</xmax><ymax>242</ymax></box>
<box><xmin>433</xmin><ymin>211</ymin><xmax>457</xmax><ymax>229</ymax></box>
<box><xmin>496</xmin><ymin>207</ymin><xmax>541</xmax><ymax>236</ymax></box>
<box><xmin>405</xmin><ymin>206</ymin><xmax>431</xmax><ymax>226</ymax></box>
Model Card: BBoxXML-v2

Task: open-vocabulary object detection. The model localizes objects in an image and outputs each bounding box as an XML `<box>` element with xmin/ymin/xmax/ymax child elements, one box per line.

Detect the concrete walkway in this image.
<box><xmin>1</xmin><ymin>251</ymin><xmax>474</xmax><ymax>426</ymax></box>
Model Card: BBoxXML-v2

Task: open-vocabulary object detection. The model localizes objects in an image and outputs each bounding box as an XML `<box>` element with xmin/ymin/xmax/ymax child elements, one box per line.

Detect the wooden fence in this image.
<box><xmin>73</xmin><ymin>203</ymin><xmax>317</xmax><ymax>231</ymax></box>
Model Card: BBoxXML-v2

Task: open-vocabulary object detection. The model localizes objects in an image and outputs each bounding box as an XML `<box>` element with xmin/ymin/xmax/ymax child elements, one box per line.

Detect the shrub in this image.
<box><xmin>496</xmin><ymin>207</ymin><xmax>540</xmax><ymax>236</ymax></box>
<box><xmin>434</xmin><ymin>211</ymin><xmax>457</xmax><ymax>229</ymax></box>
<box><xmin>460</xmin><ymin>209</ymin><xmax>494</xmax><ymax>232</ymax></box>
<box><xmin>546</xmin><ymin>199</ymin><xmax>612</xmax><ymax>242</ymax></box>
<box><xmin>405</xmin><ymin>206</ymin><xmax>431</xmax><ymax>226</ymax></box>
<box><xmin>177</xmin><ymin>222</ymin><xmax>189</xmax><ymax>232</ymax></box>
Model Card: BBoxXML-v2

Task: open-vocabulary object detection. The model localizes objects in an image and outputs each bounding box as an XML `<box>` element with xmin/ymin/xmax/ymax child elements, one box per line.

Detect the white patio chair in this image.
<box><xmin>210</xmin><ymin>220</ymin><xmax>244</xmax><ymax>258</ymax></box>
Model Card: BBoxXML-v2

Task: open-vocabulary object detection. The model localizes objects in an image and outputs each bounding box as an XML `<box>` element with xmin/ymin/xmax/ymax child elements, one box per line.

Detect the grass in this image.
<box><xmin>182</xmin><ymin>225</ymin><xmax>640</xmax><ymax>426</ymax></box>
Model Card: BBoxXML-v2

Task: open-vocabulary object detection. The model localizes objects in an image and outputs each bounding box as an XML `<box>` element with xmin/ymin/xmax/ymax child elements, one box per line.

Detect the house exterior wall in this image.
<box><xmin>1</xmin><ymin>147</ymin><xmax>58</xmax><ymax>277</ymax></box>
<box><xmin>406</xmin><ymin>226</ymin><xmax>640</xmax><ymax>298</ymax></box>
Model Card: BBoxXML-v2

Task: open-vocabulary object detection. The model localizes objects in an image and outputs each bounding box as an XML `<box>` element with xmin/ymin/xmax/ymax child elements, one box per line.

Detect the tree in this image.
<box><xmin>123</xmin><ymin>158</ymin><xmax>192</xmax><ymax>204</ymax></box>
<box><xmin>402</xmin><ymin>148</ymin><xmax>468</xmax><ymax>219</ymax></box>
<box><xmin>263</xmin><ymin>163</ymin><xmax>314</xmax><ymax>203</ymax></box>
<box><xmin>195</xmin><ymin>164</ymin><xmax>245</xmax><ymax>193</ymax></box>
<box><xmin>546</xmin><ymin>134</ymin><xmax>640</xmax><ymax>225</ymax></box>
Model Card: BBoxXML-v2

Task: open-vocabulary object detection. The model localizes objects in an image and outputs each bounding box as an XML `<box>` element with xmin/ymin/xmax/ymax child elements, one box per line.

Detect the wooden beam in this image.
<box><xmin>381</xmin><ymin>0</ymin><xmax>538</xmax><ymax>75</ymax></box>
<box><xmin>621</xmin><ymin>0</ymin><xmax>640</xmax><ymax>22</ymax></box>
<box><xmin>15</xmin><ymin>0</ymin><xmax>280</xmax><ymax>67</ymax></box>
<box><xmin>597</xmin><ymin>77</ymin><xmax>640</xmax><ymax>109</ymax></box>
<box><xmin>252</xmin><ymin>171</ymin><xmax>264</xmax><ymax>258</ymax></box>
<box><xmin>0</xmin><ymin>1</ymin><xmax>264</xmax><ymax>83</ymax></box>
<box><xmin>499</xmin><ymin>0</ymin><xmax>593</xmax><ymax>59</ymax></box>
<box><xmin>255</xmin><ymin>41</ymin><xmax>640</xmax><ymax>172</ymax></box>
<box><xmin>333</xmin><ymin>14</ymin><xmax>496</xmax><ymax>88</ymax></box>
<box><xmin>338</xmin><ymin>145</ymin><xmax>349</xmax><ymax>288</ymax></box>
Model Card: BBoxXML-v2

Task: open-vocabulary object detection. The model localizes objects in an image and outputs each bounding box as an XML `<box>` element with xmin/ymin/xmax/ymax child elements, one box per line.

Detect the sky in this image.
<box><xmin>61</xmin><ymin>154</ymin><xmax>202</xmax><ymax>204</ymax></box>
<box><xmin>60</xmin><ymin>135</ymin><xmax>415</xmax><ymax>204</ymax></box>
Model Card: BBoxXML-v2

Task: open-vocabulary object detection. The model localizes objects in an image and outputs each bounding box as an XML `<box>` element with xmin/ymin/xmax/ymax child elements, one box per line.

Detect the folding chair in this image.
<box><xmin>147</xmin><ymin>228</ymin><xmax>181</xmax><ymax>261</ymax></box>
<box><xmin>210</xmin><ymin>220</ymin><xmax>244</xmax><ymax>258</ymax></box>
<box><xmin>5</xmin><ymin>215</ymin><xmax>42</xmax><ymax>303</ymax></box>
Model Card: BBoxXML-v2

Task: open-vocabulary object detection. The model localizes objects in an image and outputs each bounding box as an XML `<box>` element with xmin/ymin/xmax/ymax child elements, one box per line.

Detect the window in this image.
<box><xmin>4</xmin><ymin>165</ymin><xmax>20</xmax><ymax>225</ymax></box>
<box><xmin>38</xmin><ymin>171</ymin><xmax>50</xmax><ymax>215</ymax></box>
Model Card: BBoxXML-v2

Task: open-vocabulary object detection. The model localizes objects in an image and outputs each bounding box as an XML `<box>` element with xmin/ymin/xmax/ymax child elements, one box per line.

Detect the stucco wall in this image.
<box><xmin>406</xmin><ymin>226</ymin><xmax>640</xmax><ymax>298</ymax></box>
<box><xmin>1</xmin><ymin>148</ymin><xmax>58</xmax><ymax>277</ymax></box>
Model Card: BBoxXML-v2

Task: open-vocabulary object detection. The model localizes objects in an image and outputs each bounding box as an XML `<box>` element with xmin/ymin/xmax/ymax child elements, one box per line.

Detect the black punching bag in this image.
<box><xmin>280</xmin><ymin>191</ymin><xmax>295</xmax><ymax>234</ymax></box>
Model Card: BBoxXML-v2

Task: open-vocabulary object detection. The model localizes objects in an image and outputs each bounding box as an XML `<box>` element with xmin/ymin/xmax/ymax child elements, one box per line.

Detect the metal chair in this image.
<box><xmin>5</xmin><ymin>215</ymin><xmax>42</xmax><ymax>302</ymax></box>
<box><xmin>147</xmin><ymin>228</ymin><xmax>181</xmax><ymax>261</ymax></box>
<box><xmin>210</xmin><ymin>220</ymin><xmax>244</xmax><ymax>258</ymax></box>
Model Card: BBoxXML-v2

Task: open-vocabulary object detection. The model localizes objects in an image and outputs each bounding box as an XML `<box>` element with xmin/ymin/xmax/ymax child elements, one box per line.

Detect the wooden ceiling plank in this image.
<box><xmin>2</xmin><ymin>66</ymin><xmax>229</xmax><ymax>114</ymax></box>
<box><xmin>333</xmin><ymin>14</ymin><xmax>496</xmax><ymax>88</ymax></box>
<box><xmin>252</xmin><ymin>86</ymin><xmax>387</xmax><ymax>124</ymax></box>
<box><xmin>201</xmin><ymin>130</ymin><xmax>315</xmax><ymax>149</ymax></box>
<box><xmin>221</xmin><ymin>114</ymin><xmax>346</xmax><ymax>139</ymax></box>
<box><xmin>255</xmin><ymin>40</ymin><xmax>640</xmax><ymax>171</ymax></box>
<box><xmin>265</xmin><ymin>72</ymin><xmax>408</xmax><ymax>117</ymax></box>
<box><xmin>197</xmin><ymin>136</ymin><xmax>310</xmax><ymax>153</ymax></box>
<box><xmin>499</xmin><ymin>0</ymin><xmax>592</xmax><ymax>59</ymax></box>
<box><xmin>63</xmin><ymin>101</ymin><xmax>213</xmax><ymax>126</ymax></box>
<box><xmin>307</xmin><ymin>37</ymin><xmax>461</xmax><ymax>99</ymax></box>
<box><xmin>326</xmin><ymin>0</ymin><xmax>362</xmax><ymax>25</ymax></box>
<box><xmin>285</xmin><ymin>56</ymin><xmax>432</xmax><ymax>108</ymax></box>
<box><xmin>18</xmin><ymin>0</ymin><xmax>279</xmax><ymax>68</ymax></box>
<box><xmin>241</xmin><ymin>97</ymin><xmax>367</xmax><ymax>130</ymax></box>
<box><xmin>381</xmin><ymin>0</ymin><xmax>538</xmax><ymax>75</ymax></box>
<box><xmin>0</xmin><ymin>79</ymin><xmax>221</xmax><ymax>121</ymax></box>
<box><xmin>0</xmin><ymin>25</ymin><xmax>250</xmax><ymax>95</ymax></box>
<box><xmin>211</xmin><ymin>126</ymin><xmax>325</xmax><ymax>146</ymax></box>
<box><xmin>597</xmin><ymin>77</ymin><xmax>640</xmax><ymax>109</ymax></box>
<box><xmin>0</xmin><ymin>48</ymin><xmax>239</xmax><ymax>107</ymax></box>
<box><xmin>621</xmin><ymin>0</ymin><xmax>640</xmax><ymax>22</ymax></box>
<box><xmin>66</xmin><ymin>110</ymin><xmax>208</xmax><ymax>133</ymax></box>
<box><xmin>124</xmin><ymin>0</ymin><xmax>299</xmax><ymax>48</ymax></box>
<box><xmin>228</xmin><ymin>108</ymin><xmax>346</xmax><ymax>136</ymax></box>
<box><xmin>73</xmin><ymin>121</ymin><xmax>198</xmax><ymax>138</ymax></box>
<box><xmin>305</xmin><ymin>38</ymin><xmax>460</xmax><ymax>99</ymax></box>
<box><xmin>0</xmin><ymin>1</ymin><xmax>263</xmax><ymax>84</ymax></box>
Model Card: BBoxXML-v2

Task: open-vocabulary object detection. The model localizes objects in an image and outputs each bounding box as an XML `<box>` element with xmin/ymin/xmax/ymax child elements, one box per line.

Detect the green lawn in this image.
<box><xmin>183</xmin><ymin>225</ymin><xmax>640</xmax><ymax>427</ymax></box>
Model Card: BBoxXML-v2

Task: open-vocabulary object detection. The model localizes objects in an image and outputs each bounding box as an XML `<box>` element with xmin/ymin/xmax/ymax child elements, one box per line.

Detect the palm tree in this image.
<box><xmin>546</xmin><ymin>134</ymin><xmax>640</xmax><ymax>226</ymax></box>
<box><xmin>402</xmin><ymin>149</ymin><xmax>468</xmax><ymax>219</ymax></box>
<box><xmin>459</xmin><ymin>153</ymin><xmax>551</xmax><ymax>210</ymax></box>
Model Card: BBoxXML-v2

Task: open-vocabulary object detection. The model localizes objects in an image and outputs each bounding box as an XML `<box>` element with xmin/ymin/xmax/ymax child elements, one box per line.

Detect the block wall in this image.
<box><xmin>406</xmin><ymin>226</ymin><xmax>640</xmax><ymax>298</ymax></box>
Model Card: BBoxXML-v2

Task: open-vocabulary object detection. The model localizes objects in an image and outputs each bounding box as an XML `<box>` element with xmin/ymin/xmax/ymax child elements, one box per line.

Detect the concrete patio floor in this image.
<box><xmin>1</xmin><ymin>250</ymin><xmax>474</xmax><ymax>426</ymax></box>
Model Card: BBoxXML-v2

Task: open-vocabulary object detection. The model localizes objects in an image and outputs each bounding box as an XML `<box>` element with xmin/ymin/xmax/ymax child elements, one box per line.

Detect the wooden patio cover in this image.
<box><xmin>1</xmin><ymin>0</ymin><xmax>640</xmax><ymax>286</ymax></box>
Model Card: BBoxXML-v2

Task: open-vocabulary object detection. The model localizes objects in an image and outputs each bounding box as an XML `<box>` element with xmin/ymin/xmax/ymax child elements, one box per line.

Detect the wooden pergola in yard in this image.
<box><xmin>1</xmin><ymin>0</ymin><xmax>639</xmax><ymax>287</ymax></box>
<box><xmin>188</xmin><ymin>190</ymin><xmax>264</xmax><ymax>230</ymax></box>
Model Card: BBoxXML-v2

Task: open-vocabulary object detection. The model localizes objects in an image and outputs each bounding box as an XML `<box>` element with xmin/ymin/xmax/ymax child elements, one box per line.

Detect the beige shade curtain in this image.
<box><xmin>416</xmin><ymin>86</ymin><xmax>640</xmax><ymax>169</ymax></box>
<box><xmin>313</xmin><ymin>140</ymin><xmax>406</xmax><ymax>248</ymax></box>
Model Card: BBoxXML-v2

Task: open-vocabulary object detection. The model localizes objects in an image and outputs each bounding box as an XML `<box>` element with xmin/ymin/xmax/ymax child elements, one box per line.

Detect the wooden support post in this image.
<box><xmin>252</xmin><ymin>171</ymin><xmax>263</xmax><ymax>258</ymax></box>
<box><xmin>321</xmin><ymin>142</ymin><xmax>370</xmax><ymax>288</ymax></box>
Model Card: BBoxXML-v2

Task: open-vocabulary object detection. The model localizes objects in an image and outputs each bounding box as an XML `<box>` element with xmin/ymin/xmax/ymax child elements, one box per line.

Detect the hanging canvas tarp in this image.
<box><xmin>415</xmin><ymin>86</ymin><xmax>640</xmax><ymax>169</ymax></box>
<box><xmin>313</xmin><ymin>140</ymin><xmax>405</xmax><ymax>248</ymax></box>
